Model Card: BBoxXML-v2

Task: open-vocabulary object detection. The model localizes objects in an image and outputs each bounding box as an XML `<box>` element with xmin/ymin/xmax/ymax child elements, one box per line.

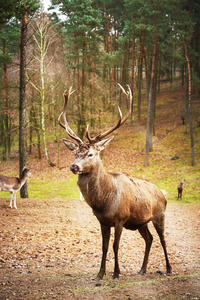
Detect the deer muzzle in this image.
<box><xmin>70</xmin><ymin>164</ymin><xmax>82</xmax><ymax>174</ymax></box>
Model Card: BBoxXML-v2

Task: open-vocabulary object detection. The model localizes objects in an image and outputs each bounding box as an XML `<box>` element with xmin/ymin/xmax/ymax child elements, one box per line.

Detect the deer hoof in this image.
<box><xmin>167</xmin><ymin>266</ymin><xmax>172</xmax><ymax>274</ymax></box>
<box><xmin>95</xmin><ymin>275</ymin><xmax>102</xmax><ymax>281</ymax></box>
<box><xmin>95</xmin><ymin>271</ymin><xmax>105</xmax><ymax>281</ymax></box>
<box><xmin>113</xmin><ymin>273</ymin><xmax>119</xmax><ymax>279</ymax></box>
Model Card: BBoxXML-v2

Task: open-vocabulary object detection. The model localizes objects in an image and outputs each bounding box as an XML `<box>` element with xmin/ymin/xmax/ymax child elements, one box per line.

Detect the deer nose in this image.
<box><xmin>70</xmin><ymin>164</ymin><xmax>80</xmax><ymax>174</ymax></box>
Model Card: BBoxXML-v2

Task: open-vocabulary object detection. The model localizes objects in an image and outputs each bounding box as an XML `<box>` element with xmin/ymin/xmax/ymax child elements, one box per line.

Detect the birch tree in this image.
<box><xmin>29</xmin><ymin>12</ymin><xmax>59</xmax><ymax>167</ymax></box>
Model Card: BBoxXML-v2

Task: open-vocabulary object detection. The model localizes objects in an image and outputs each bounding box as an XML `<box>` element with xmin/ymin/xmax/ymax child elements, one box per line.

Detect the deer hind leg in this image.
<box><xmin>113</xmin><ymin>222</ymin><xmax>123</xmax><ymax>279</ymax></box>
<box><xmin>152</xmin><ymin>215</ymin><xmax>172</xmax><ymax>274</ymax></box>
<box><xmin>9</xmin><ymin>192</ymin><xmax>13</xmax><ymax>208</ymax></box>
<box><xmin>138</xmin><ymin>224</ymin><xmax>153</xmax><ymax>275</ymax></box>
<box><xmin>96</xmin><ymin>224</ymin><xmax>111</xmax><ymax>281</ymax></box>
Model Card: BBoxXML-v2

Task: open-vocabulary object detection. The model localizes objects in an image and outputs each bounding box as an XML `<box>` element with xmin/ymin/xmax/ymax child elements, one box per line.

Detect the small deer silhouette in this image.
<box><xmin>177</xmin><ymin>179</ymin><xmax>185</xmax><ymax>199</ymax></box>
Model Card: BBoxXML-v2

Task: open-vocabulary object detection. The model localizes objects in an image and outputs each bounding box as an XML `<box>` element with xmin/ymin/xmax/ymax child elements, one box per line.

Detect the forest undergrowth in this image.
<box><xmin>0</xmin><ymin>85</ymin><xmax>199</xmax><ymax>204</ymax></box>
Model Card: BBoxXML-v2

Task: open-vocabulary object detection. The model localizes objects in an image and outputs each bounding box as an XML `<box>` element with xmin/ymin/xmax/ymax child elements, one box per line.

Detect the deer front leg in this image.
<box><xmin>96</xmin><ymin>224</ymin><xmax>111</xmax><ymax>280</ymax></box>
<box><xmin>9</xmin><ymin>192</ymin><xmax>13</xmax><ymax>208</ymax></box>
<box><xmin>113</xmin><ymin>222</ymin><xmax>123</xmax><ymax>279</ymax></box>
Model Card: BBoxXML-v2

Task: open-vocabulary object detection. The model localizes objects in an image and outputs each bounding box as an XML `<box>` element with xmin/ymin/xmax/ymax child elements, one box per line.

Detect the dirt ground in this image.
<box><xmin>0</xmin><ymin>197</ymin><xmax>199</xmax><ymax>300</ymax></box>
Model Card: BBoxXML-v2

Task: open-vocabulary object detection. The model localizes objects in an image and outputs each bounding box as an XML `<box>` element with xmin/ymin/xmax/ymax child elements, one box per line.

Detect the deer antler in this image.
<box><xmin>86</xmin><ymin>84</ymin><xmax>132</xmax><ymax>144</ymax></box>
<box><xmin>58</xmin><ymin>87</ymin><xmax>83</xmax><ymax>144</ymax></box>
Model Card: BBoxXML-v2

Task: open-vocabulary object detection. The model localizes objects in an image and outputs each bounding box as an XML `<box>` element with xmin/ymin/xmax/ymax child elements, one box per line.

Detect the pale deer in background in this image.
<box><xmin>59</xmin><ymin>85</ymin><xmax>172</xmax><ymax>280</ymax></box>
<box><xmin>177</xmin><ymin>179</ymin><xmax>185</xmax><ymax>199</ymax></box>
<box><xmin>0</xmin><ymin>168</ymin><xmax>32</xmax><ymax>209</ymax></box>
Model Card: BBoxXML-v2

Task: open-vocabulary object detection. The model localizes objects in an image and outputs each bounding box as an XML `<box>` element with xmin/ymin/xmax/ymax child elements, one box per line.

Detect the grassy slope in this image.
<box><xmin>0</xmin><ymin>84</ymin><xmax>199</xmax><ymax>204</ymax></box>
<box><xmin>104</xmin><ymin>84</ymin><xmax>200</xmax><ymax>204</ymax></box>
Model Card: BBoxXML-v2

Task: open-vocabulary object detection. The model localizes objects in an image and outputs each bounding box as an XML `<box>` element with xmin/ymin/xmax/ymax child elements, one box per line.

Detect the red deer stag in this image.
<box><xmin>0</xmin><ymin>168</ymin><xmax>32</xmax><ymax>209</ymax></box>
<box><xmin>58</xmin><ymin>85</ymin><xmax>172</xmax><ymax>280</ymax></box>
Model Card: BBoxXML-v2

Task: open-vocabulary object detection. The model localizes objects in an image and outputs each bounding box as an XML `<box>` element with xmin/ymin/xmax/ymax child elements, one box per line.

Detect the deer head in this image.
<box><xmin>58</xmin><ymin>84</ymin><xmax>132</xmax><ymax>174</ymax></box>
<box><xmin>178</xmin><ymin>179</ymin><xmax>185</xmax><ymax>187</ymax></box>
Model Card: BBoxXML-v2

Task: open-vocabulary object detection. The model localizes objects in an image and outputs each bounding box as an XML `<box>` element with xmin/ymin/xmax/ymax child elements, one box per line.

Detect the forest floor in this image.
<box><xmin>0</xmin><ymin>198</ymin><xmax>199</xmax><ymax>299</ymax></box>
<box><xmin>0</xmin><ymin>84</ymin><xmax>200</xmax><ymax>299</ymax></box>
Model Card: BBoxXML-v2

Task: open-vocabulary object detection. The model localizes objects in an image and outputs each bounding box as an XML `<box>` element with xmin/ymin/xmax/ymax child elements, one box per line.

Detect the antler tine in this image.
<box><xmin>85</xmin><ymin>124</ymin><xmax>93</xmax><ymax>143</ymax></box>
<box><xmin>86</xmin><ymin>84</ymin><xmax>132</xmax><ymax>144</ymax></box>
<box><xmin>58</xmin><ymin>87</ymin><xmax>83</xmax><ymax>144</ymax></box>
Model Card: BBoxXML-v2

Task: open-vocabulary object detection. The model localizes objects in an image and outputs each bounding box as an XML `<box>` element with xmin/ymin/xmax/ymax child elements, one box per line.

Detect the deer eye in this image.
<box><xmin>88</xmin><ymin>153</ymin><xmax>93</xmax><ymax>157</ymax></box>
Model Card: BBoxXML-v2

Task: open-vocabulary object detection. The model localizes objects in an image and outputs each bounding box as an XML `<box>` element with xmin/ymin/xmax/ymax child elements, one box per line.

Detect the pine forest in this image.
<box><xmin>0</xmin><ymin>0</ymin><xmax>199</xmax><ymax>193</ymax></box>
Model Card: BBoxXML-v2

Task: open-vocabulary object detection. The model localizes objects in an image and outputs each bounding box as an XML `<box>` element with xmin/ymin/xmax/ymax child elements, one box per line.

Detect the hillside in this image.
<box><xmin>0</xmin><ymin>84</ymin><xmax>199</xmax><ymax>203</ymax></box>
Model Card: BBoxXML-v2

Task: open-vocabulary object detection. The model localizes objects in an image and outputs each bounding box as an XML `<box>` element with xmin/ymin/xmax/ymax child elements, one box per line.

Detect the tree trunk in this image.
<box><xmin>79</xmin><ymin>36</ymin><xmax>86</xmax><ymax>140</ymax></box>
<box><xmin>144</xmin><ymin>7</ymin><xmax>157</xmax><ymax>167</ymax></box>
<box><xmin>144</xmin><ymin>73</ymin><xmax>154</xmax><ymax>167</ymax></box>
<box><xmin>104</xmin><ymin>4</ymin><xmax>114</xmax><ymax>99</ymax></box>
<box><xmin>137</xmin><ymin>31</ymin><xmax>143</xmax><ymax>120</ymax></box>
<box><xmin>152</xmin><ymin>49</ymin><xmax>158</xmax><ymax>136</ymax></box>
<box><xmin>130</xmin><ymin>34</ymin><xmax>135</xmax><ymax>125</ymax></box>
<box><xmin>3</xmin><ymin>38</ymin><xmax>10</xmax><ymax>161</ymax></box>
<box><xmin>32</xmin><ymin>105</ymin><xmax>41</xmax><ymax>159</ymax></box>
<box><xmin>181</xmin><ymin>54</ymin><xmax>185</xmax><ymax>87</ymax></box>
<box><xmin>29</xmin><ymin>105</ymin><xmax>33</xmax><ymax>155</ymax></box>
<box><xmin>76</xmin><ymin>45</ymin><xmax>80</xmax><ymax>136</ymax></box>
<box><xmin>140</xmin><ymin>32</ymin><xmax>148</xmax><ymax>100</ymax></box>
<box><xmin>182</xmin><ymin>38</ymin><xmax>195</xmax><ymax>166</ymax></box>
<box><xmin>122</xmin><ymin>41</ymin><xmax>128</xmax><ymax>91</ymax></box>
<box><xmin>193</xmin><ymin>23</ymin><xmax>200</xmax><ymax>97</ymax></box>
<box><xmin>40</xmin><ymin>19</ymin><xmax>55</xmax><ymax>167</ymax></box>
<box><xmin>19</xmin><ymin>10</ymin><xmax>28</xmax><ymax>198</ymax></box>
<box><xmin>40</xmin><ymin>23</ymin><xmax>55</xmax><ymax>167</ymax></box>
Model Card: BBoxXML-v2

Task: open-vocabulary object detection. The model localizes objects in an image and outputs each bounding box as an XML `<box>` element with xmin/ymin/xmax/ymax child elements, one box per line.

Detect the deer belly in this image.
<box><xmin>1</xmin><ymin>185</ymin><xmax>13</xmax><ymax>192</ymax></box>
<box><xmin>124</xmin><ymin>215</ymin><xmax>153</xmax><ymax>230</ymax></box>
<box><xmin>92</xmin><ymin>208</ymin><xmax>119</xmax><ymax>227</ymax></box>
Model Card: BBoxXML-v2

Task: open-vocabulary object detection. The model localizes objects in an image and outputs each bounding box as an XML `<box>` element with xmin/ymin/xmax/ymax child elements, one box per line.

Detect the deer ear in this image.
<box><xmin>62</xmin><ymin>138</ymin><xmax>79</xmax><ymax>152</ymax></box>
<box><xmin>95</xmin><ymin>136</ymin><xmax>114</xmax><ymax>152</ymax></box>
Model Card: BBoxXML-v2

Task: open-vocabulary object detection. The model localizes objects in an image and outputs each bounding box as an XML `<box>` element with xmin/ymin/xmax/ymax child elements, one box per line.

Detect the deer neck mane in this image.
<box><xmin>77</xmin><ymin>159</ymin><xmax>113</xmax><ymax>208</ymax></box>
